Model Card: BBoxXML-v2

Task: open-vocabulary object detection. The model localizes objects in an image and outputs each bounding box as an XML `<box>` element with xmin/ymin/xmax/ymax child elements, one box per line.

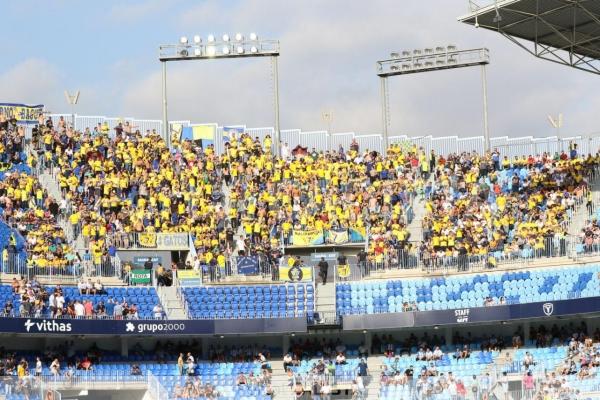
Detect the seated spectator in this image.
<box><xmin>236</xmin><ymin>372</ymin><xmax>247</xmax><ymax>385</ymax></box>
<box><xmin>335</xmin><ymin>352</ymin><xmax>346</xmax><ymax>365</ymax></box>
<box><xmin>523</xmin><ymin>351</ymin><xmax>535</xmax><ymax>369</ymax></box>
<box><xmin>78</xmin><ymin>279</ymin><xmax>91</xmax><ymax>295</ymax></box>
<box><xmin>130</xmin><ymin>364</ymin><xmax>142</xmax><ymax>375</ymax></box>
<box><xmin>92</xmin><ymin>280</ymin><xmax>104</xmax><ymax>295</ymax></box>
<box><xmin>152</xmin><ymin>304</ymin><xmax>164</xmax><ymax>319</ymax></box>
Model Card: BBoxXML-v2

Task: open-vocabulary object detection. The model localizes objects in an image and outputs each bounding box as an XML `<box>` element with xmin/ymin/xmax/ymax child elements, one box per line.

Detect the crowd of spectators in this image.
<box><xmin>418</xmin><ymin>148</ymin><xmax>598</xmax><ymax>268</ymax></box>
<box><xmin>21</xmin><ymin>116</ymin><xmax>600</xmax><ymax>279</ymax></box>
<box><xmin>0</xmin><ymin>120</ymin><xmax>77</xmax><ymax>272</ymax></box>
<box><xmin>31</xmin><ymin>118</ymin><xmax>236</xmax><ymax>275</ymax></box>
<box><xmin>2</xmin><ymin>276</ymin><xmax>161</xmax><ymax>319</ymax></box>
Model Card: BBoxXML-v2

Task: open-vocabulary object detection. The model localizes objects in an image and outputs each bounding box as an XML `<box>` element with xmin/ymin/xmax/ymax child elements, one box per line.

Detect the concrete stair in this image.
<box><xmin>314</xmin><ymin>272</ymin><xmax>337</xmax><ymax>324</ymax></box>
<box><xmin>568</xmin><ymin>177</ymin><xmax>600</xmax><ymax>237</ymax></box>
<box><xmin>406</xmin><ymin>197</ymin><xmax>427</xmax><ymax>243</ymax></box>
<box><xmin>158</xmin><ymin>286</ymin><xmax>187</xmax><ymax>320</ymax></box>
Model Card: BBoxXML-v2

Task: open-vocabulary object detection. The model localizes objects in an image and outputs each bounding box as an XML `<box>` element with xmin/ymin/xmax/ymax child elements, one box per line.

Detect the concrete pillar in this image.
<box><xmin>121</xmin><ymin>337</ymin><xmax>128</xmax><ymax>357</ymax></box>
<box><xmin>444</xmin><ymin>327</ymin><xmax>453</xmax><ymax>347</ymax></box>
<box><xmin>363</xmin><ymin>331</ymin><xmax>372</xmax><ymax>356</ymax></box>
<box><xmin>282</xmin><ymin>335</ymin><xmax>290</xmax><ymax>354</ymax></box>
<box><xmin>202</xmin><ymin>338</ymin><xmax>209</xmax><ymax>358</ymax></box>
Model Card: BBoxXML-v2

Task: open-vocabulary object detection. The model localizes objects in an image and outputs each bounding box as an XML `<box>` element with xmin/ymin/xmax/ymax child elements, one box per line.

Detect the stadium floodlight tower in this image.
<box><xmin>376</xmin><ymin>46</ymin><xmax>491</xmax><ymax>154</ymax></box>
<box><xmin>158</xmin><ymin>33</ymin><xmax>281</xmax><ymax>154</ymax></box>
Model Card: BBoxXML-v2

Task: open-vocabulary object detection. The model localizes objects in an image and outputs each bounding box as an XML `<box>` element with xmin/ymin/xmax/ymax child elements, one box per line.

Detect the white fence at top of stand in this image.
<box><xmin>31</xmin><ymin>114</ymin><xmax>600</xmax><ymax>157</ymax></box>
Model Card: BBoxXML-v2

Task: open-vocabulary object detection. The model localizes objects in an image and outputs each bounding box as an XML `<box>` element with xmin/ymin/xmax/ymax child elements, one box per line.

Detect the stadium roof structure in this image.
<box><xmin>458</xmin><ymin>0</ymin><xmax>600</xmax><ymax>74</ymax></box>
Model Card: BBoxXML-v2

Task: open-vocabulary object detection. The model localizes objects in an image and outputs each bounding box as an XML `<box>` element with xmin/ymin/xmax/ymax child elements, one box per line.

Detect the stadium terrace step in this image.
<box><xmin>568</xmin><ymin>178</ymin><xmax>600</xmax><ymax>237</ymax></box>
<box><xmin>158</xmin><ymin>285</ymin><xmax>187</xmax><ymax>319</ymax></box>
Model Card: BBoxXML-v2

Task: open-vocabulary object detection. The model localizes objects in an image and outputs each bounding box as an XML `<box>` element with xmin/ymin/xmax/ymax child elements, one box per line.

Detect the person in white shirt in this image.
<box><xmin>74</xmin><ymin>301</ymin><xmax>85</xmax><ymax>317</ymax></box>
<box><xmin>48</xmin><ymin>293</ymin><xmax>57</xmax><ymax>317</ymax></box>
<box><xmin>153</xmin><ymin>305</ymin><xmax>163</xmax><ymax>319</ymax></box>
<box><xmin>335</xmin><ymin>353</ymin><xmax>346</xmax><ymax>365</ymax></box>
<box><xmin>77</xmin><ymin>279</ymin><xmax>89</xmax><ymax>295</ymax></box>
<box><xmin>50</xmin><ymin>359</ymin><xmax>60</xmax><ymax>376</ymax></box>
<box><xmin>55</xmin><ymin>293</ymin><xmax>65</xmax><ymax>316</ymax></box>
<box><xmin>35</xmin><ymin>357</ymin><xmax>42</xmax><ymax>376</ymax></box>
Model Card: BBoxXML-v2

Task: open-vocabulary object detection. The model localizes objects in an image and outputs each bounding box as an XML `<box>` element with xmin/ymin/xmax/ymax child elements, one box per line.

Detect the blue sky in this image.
<box><xmin>1</xmin><ymin>0</ymin><xmax>599</xmax><ymax>139</ymax></box>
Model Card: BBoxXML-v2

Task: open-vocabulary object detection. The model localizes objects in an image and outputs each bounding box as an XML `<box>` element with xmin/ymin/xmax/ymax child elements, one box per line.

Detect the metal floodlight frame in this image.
<box><xmin>158</xmin><ymin>37</ymin><xmax>281</xmax><ymax>154</ymax></box>
<box><xmin>376</xmin><ymin>47</ymin><xmax>492</xmax><ymax>153</ymax></box>
<box><xmin>158</xmin><ymin>39</ymin><xmax>280</xmax><ymax>61</ymax></box>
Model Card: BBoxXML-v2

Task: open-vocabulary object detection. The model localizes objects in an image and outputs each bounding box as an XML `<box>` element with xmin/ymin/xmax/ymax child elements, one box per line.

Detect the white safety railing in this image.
<box><xmin>40</xmin><ymin>371</ymin><xmax>148</xmax><ymax>391</ymax></box>
<box><xmin>43</xmin><ymin>113</ymin><xmax>600</xmax><ymax>157</ymax></box>
<box><xmin>147</xmin><ymin>371</ymin><xmax>169</xmax><ymax>400</ymax></box>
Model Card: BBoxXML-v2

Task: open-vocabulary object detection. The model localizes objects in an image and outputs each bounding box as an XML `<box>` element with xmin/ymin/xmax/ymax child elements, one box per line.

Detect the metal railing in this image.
<box><xmin>147</xmin><ymin>371</ymin><xmax>170</xmax><ymax>400</ymax></box>
<box><xmin>40</xmin><ymin>371</ymin><xmax>148</xmax><ymax>390</ymax></box>
<box><xmin>0</xmin><ymin>254</ymin><xmax>122</xmax><ymax>282</ymax></box>
<box><xmin>43</xmin><ymin>113</ymin><xmax>600</xmax><ymax>158</ymax></box>
<box><xmin>336</xmin><ymin>237</ymin><xmax>578</xmax><ymax>282</ymax></box>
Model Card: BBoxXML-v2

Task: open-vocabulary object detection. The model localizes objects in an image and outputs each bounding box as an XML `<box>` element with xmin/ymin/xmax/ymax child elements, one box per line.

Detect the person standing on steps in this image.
<box><xmin>357</xmin><ymin>249</ymin><xmax>367</xmax><ymax>277</ymax></box>
<box><xmin>318</xmin><ymin>257</ymin><xmax>329</xmax><ymax>285</ymax></box>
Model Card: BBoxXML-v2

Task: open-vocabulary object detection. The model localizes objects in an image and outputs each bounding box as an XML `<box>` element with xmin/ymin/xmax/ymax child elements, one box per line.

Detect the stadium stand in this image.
<box><xmin>0</xmin><ymin>277</ymin><xmax>163</xmax><ymax>319</ymax></box>
<box><xmin>181</xmin><ymin>283</ymin><xmax>314</xmax><ymax>319</ymax></box>
<box><xmin>336</xmin><ymin>264</ymin><xmax>600</xmax><ymax>315</ymax></box>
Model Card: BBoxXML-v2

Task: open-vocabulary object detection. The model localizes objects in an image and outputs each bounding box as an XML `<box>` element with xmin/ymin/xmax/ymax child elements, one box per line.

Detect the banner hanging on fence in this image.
<box><xmin>292</xmin><ymin>229</ymin><xmax>324</xmax><ymax>246</ymax></box>
<box><xmin>327</xmin><ymin>229</ymin><xmax>349</xmax><ymax>244</ymax></box>
<box><xmin>0</xmin><ymin>103</ymin><xmax>44</xmax><ymax>123</ymax></box>
<box><xmin>279</xmin><ymin>266</ymin><xmax>313</xmax><ymax>282</ymax></box>
<box><xmin>130</xmin><ymin>270</ymin><xmax>151</xmax><ymax>284</ymax></box>
<box><xmin>337</xmin><ymin>264</ymin><xmax>351</xmax><ymax>278</ymax></box>
<box><xmin>236</xmin><ymin>256</ymin><xmax>260</xmax><ymax>275</ymax></box>
<box><xmin>177</xmin><ymin>270</ymin><xmax>200</xmax><ymax>280</ymax></box>
<box><xmin>223</xmin><ymin>126</ymin><xmax>244</xmax><ymax>143</ymax></box>
<box><xmin>349</xmin><ymin>227</ymin><xmax>366</xmax><ymax>242</ymax></box>
<box><xmin>138</xmin><ymin>233</ymin><xmax>157</xmax><ymax>248</ymax></box>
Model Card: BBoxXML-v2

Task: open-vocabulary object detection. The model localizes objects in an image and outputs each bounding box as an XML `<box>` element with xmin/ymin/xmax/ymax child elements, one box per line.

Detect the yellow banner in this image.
<box><xmin>279</xmin><ymin>266</ymin><xmax>313</xmax><ymax>282</ymax></box>
<box><xmin>192</xmin><ymin>124</ymin><xmax>215</xmax><ymax>140</ymax></box>
<box><xmin>292</xmin><ymin>229</ymin><xmax>324</xmax><ymax>246</ymax></box>
<box><xmin>177</xmin><ymin>270</ymin><xmax>200</xmax><ymax>280</ymax></box>
<box><xmin>138</xmin><ymin>233</ymin><xmax>157</xmax><ymax>248</ymax></box>
<box><xmin>337</xmin><ymin>264</ymin><xmax>351</xmax><ymax>278</ymax></box>
<box><xmin>0</xmin><ymin>103</ymin><xmax>44</xmax><ymax>122</ymax></box>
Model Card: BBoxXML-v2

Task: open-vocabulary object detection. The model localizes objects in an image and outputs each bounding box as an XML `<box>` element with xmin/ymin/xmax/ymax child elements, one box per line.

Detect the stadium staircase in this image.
<box><xmin>158</xmin><ymin>285</ymin><xmax>187</xmax><ymax>319</ymax></box>
<box><xmin>314</xmin><ymin>273</ymin><xmax>338</xmax><ymax>324</ymax></box>
<box><xmin>406</xmin><ymin>197</ymin><xmax>426</xmax><ymax>242</ymax></box>
<box><xmin>365</xmin><ymin>358</ymin><xmax>383</xmax><ymax>400</ymax></box>
<box><xmin>568</xmin><ymin>177</ymin><xmax>600</xmax><ymax>237</ymax></box>
<box><xmin>35</xmin><ymin>166</ymin><xmax>86</xmax><ymax>254</ymax></box>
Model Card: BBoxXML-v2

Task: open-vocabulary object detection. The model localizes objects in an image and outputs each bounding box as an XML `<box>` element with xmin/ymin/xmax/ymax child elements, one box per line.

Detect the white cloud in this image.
<box><xmin>0</xmin><ymin>59</ymin><xmax>64</xmax><ymax>108</ymax></box>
